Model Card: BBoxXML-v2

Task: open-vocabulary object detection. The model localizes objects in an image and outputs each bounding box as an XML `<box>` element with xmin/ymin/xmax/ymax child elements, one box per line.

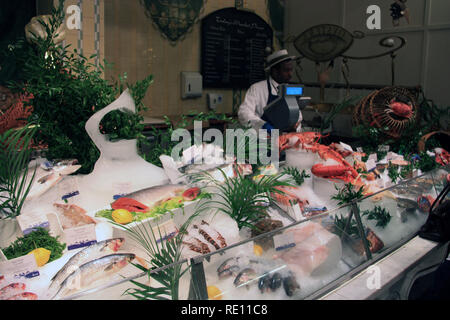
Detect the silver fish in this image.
<box><xmin>48</xmin><ymin>238</ymin><xmax>125</xmax><ymax>293</ymax></box>
<box><xmin>122</xmin><ymin>184</ymin><xmax>188</xmax><ymax>208</ymax></box>
<box><xmin>396</xmin><ymin>197</ymin><xmax>419</xmax><ymax>210</ymax></box>
<box><xmin>52</xmin><ymin>253</ymin><xmax>135</xmax><ymax>299</ymax></box>
<box><xmin>234</xmin><ymin>268</ymin><xmax>257</xmax><ymax>287</ymax></box>
<box><xmin>217</xmin><ymin>257</ymin><xmax>241</xmax><ymax>279</ymax></box>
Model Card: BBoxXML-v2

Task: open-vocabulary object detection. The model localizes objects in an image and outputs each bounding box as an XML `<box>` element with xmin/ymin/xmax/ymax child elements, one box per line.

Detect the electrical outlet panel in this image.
<box><xmin>207</xmin><ymin>93</ymin><xmax>223</xmax><ymax>110</ymax></box>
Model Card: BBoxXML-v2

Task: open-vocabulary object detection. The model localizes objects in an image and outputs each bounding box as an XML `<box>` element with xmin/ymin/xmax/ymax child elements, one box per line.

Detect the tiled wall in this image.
<box><xmin>60</xmin><ymin>0</ymin><xmax>104</xmax><ymax>72</ymax></box>
<box><xmin>102</xmin><ymin>0</ymin><xmax>272</xmax><ymax>118</ymax></box>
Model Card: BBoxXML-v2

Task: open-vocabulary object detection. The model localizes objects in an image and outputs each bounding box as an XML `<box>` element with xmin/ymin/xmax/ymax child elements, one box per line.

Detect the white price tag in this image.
<box><xmin>356</xmin><ymin>147</ymin><xmax>364</xmax><ymax>153</ymax></box>
<box><xmin>112</xmin><ymin>182</ymin><xmax>132</xmax><ymax>201</ymax></box>
<box><xmin>291</xmin><ymin>203</ymin><xmax>304</xmax><ymax>221</ymax></box>
<box><xmin>65</xmin><ymin>224</ymin><xmax>97</xmax><ymax>250</ymax></box>
<box><xmin>57</xmin><ymin>178</ymin><xmax>81</xmax><ymax>204</ymax></box>
<box><xmin>386</xmin><ymin>152</ymin><xmax>395</xmax><ymax>161</ymax></box>
<box><xmin>368</xmin><ymin>153</ymin><xmax>378</xmax><ymax>162</ymax></box>
<box><xmin>340</xmin><ymin>142</ymin><xmax>353</xmax><ymax>152</ymax></box>
<box><xmin>378</xmin><ymin>145</ymin><xmax>390</xmax><ymax>152</ymax></box>
<box><xmin>366</xmin><ymin>159</ymin><xmax>377</xmax><ymax>172</ymax></box>
<box><xmin>273</xmin><ymin>232</ymin><xmax>296</xmax><ymax>251</ymax></box>
<box><xmin>16</xmin><ymin>212</ymin><xmax>50</xmax><ymax>235</ymax></box>
<box><xmin>0</xmin><ymin>254</ymin><xmax>39</xmax><ymax>279</ymax></box>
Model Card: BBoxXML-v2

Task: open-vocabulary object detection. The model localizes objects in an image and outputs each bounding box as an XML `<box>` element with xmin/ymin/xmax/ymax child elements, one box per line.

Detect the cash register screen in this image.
<box><xmin>285</xmin><ymin>86</ymin><xmax>303</xmax><ymax>96</ymax></box>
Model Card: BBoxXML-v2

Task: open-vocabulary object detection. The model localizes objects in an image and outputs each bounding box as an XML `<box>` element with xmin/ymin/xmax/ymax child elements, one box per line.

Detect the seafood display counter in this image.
<box><xmin>32</xmin><ymin>166</ymin><xmax>446</xmax><ymax>301</ymax></box>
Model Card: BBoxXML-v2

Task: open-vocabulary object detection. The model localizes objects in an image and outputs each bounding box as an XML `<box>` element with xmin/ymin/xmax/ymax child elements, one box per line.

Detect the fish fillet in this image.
<box><xmin>274</xmin><ymin>221</ymin><xmax>341</xmax><ymax>276</ymax></box>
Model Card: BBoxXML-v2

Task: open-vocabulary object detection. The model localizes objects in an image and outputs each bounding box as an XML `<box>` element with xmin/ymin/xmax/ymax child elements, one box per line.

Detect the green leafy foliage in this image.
<box><xmin>190</xmin><ymin>169</ymin><xmax>292</xmax><ymax>230</ymax></box>
<box><xmin>2</xmin><ymin>227</ymin><xmax>66</xmax><ymax>262</ymax></box>
<box><xmin>413</xmin><ymin>152</ymin><xmax>438</xmax><ymax>172</ymax></box>
<box><xmin>362</xmin><ymin>205</ymin><xmax>392</xmax><ymax>228</ymax></box>
<box><xmin>4</xmin><ymin>2</ymin><xmax>153</xmax><ymax>174</ymax></box>
<box><xmin>331</xmin><ymin>183</ymin><xmax>365</xmax><ymax>206</ymax></box>
<box><xmin>388</xmin><ymin>162</ymin><xmax>401</xmax><ymax>184</ymax></box>
<box><xmin>119</xmin><ymin>202</ymin><xmax>209</xmax><ymax>300</ymax></box>
<box><xmin>0</xmin><ymin>123</ymin><xmax>37</xmax><ymax>218</ymax></box>
<box><xmin>333</xmin><ymin>214</ymin><xmax>359</xmax><ymax>238</ymax></box>
<box><xmin>282</xmin><ymin>167</ymin><xmax>310</xmax><ymax>186</ymax></box>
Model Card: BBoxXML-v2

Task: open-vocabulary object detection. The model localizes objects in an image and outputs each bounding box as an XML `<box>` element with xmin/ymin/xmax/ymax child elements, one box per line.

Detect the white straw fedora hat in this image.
<box><xmin>264</xmin><ymin>49</ymin><xmax>297</xmax><ymax>72</ymax></box>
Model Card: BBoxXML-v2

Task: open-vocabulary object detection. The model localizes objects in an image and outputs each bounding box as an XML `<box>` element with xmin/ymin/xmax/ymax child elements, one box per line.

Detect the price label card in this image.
<box><xmin>16</xmin><ymin>212</ymin><xmax>50</xmax><ymax>235</ymax></box>
<box><xmin>378</xmin><ymin>145</ymin><xmax>390</xmax><ymax>152</ymax></box>
<box><xmin>153</xmin><ymin>219</ymin><xmax>178</xmax><ymax>244</ymax></box>
<box><xmin>65</xmin><ymin>224</ymin><xmax>97</xmax><ymax>250</ymax></box>
<box><xmin>356</xmin><ymin>147</ymin><xmax>364</xmax><ymax>153</ymax></box>
<box><xmin>340</xmin><ymin>142</ymin><xmax>353</xmax><ymax>152</ymax></box>
<box><xmin>291</xmin><ymin>203</ymin><xmax>304</xmax><ymax>221</ymax></box>
<box><xmin>366</xmin><ymin>159</ymin><xmax>377</xmax><ymax>172</ymax></box>
<box><xmin>385</xmin><ymin>152</ymin><xmax>395</xmax><ymax>161</ymax></box>
<box><xmin>0</xmin><ymin>254</ymin><xmax>39</xmax><ymax>279</ymax></box>
<box><xmin>57</xmin><ymin>177</ymin><xmax>81</xmax><ymax>204</ymax></box>
<box><xmin>112</xmin><ymin>182</ymin><xmax>132</xmax><ymax>200</ymax></box>
<box><xmin>273</xmin><ymin>232</ymin><xmax>296</xmax><ymax>251</ymax></box>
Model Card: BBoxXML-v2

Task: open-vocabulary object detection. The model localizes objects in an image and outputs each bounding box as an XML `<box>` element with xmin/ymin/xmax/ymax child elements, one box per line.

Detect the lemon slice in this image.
<box><xmin>207</xmin><ymin>285</ymin><xmax>222</xmax><ymax>300</ymax></box>
<box><xmin>253</xmin><ymin>244</ymin><xmax>263</xmax><ymax>256</ymax></box>
<box><xmin>28</xmin><ymin>248</ymin><xmax>51</xmax><ymax>267</ymax></box>
<box><xmin>112</xmin><ymin>209</ymin><xmax>133</xmax><ymax>224</ymax></box>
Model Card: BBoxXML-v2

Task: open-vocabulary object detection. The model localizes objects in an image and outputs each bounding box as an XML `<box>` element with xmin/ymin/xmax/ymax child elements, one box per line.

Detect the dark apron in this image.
<box><xmin>261</xmin><ymin>78</ymin><xmax>278</xmax><ymax>126</ymax></box>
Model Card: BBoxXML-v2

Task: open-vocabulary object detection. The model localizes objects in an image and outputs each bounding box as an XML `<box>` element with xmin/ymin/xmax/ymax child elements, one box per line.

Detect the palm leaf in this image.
<box><xmin>116</xmin><ymin>204</ymin><xmax>203</xmax><ymax>300</ymax></box>
<box><xmin>190</xmin><ymin>167</ymin><xmax>292</xmax><ymax>230</ymax></box>
<box><xmin>0</xmin><ymin>123</ymin><xmax>37</xmax><ymax>218</ymax></box>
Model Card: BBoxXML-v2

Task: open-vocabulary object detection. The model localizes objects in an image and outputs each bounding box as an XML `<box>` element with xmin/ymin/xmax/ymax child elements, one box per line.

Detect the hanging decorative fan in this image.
<box><xmin>352</xmin><ymin>86</ymin><xmax>419</xmax><ymax>139</ymax></box>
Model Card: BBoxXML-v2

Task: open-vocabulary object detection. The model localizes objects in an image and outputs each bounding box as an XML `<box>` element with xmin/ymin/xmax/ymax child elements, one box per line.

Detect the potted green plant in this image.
<box><xmin>0</xmin><ymin>124</ymin><xmax>37</xmax><ymax>247</ymax></box>
<box><xmin>191</xmin><ymin>169</ymin><xmax>291</xmax><ymax>231</ymax></box>
<box><xmin>4</xmin><ymin>2</ymin><xmax>154</xmax><ymax>174</ymax></box>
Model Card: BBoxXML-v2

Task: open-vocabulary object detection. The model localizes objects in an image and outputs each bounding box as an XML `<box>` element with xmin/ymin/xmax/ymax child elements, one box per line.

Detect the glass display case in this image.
<box><xmin>43</xmin><ymin>166</ymin><xmax>448</xmax><ymax>301</ymax></box>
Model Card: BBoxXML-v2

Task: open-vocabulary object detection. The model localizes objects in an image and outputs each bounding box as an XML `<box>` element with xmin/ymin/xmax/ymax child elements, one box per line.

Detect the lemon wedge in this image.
<box><xmin>28</xmin><ymin>248</ymin><xmax>51</xmax><ymax>267</ymax></box>
<box><xmin>112</xmin><ymin>209</ymin><xmax>133</xmax><ymax>224</ymax></box>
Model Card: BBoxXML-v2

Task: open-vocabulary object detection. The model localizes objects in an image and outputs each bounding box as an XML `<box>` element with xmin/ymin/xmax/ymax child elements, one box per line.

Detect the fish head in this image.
<box><xmin>104</xmin><ymin>254</ymin><xmax>135</xmax><ymax>272</ymax></box>
<box><xmin>105</xmin><ymin>238</ymin><xmax>125</xmax><ymax>252</ymax></box>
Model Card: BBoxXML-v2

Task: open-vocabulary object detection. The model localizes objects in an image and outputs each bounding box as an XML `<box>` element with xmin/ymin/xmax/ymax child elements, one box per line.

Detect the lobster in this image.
<box><xmin>309</xmin><ymin>144</ymin><xmax>366</xmax><ymax>188</ymax></box>
<box><xmin>328</xmin><ymin>142</ymin><xmax>353</xmax><ymax>158</ymax></box>
<box><xmin>278</xmin><ymin>132</ymin><xmax>324</xmax><ymax>152</ymax></box>
<box><xmin>311</xmin><ymin>164</ymin><xmax>358</xmax><ymax>183</ymax></box>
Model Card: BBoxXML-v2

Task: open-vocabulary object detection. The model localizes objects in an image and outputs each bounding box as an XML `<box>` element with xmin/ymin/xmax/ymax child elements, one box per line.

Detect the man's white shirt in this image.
<box><xmin>238</xmin><ymin>76</ymin><xmax>302</xmax><ymax>131</ymax></box>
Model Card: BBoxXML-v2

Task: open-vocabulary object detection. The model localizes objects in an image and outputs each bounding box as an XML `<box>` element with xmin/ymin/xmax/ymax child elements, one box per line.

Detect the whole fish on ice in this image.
<box><xmin>25</xmin><ymin>159</ymin><xmax>81</xmax><ymax>200</ymax></box>
<box><xmin>114</xmin><ymin>184</ymin><xmax>188</xmax><ymax>209</ymax></box>
<box><xmin>48</xmin><ymin>238</ymin><xmax>125</xmax><ymax>294</ymax></box>
<box><xmin>51</xmin><ymin>253</ymin><xmax>135</xmax><ymax>299</ymax></box>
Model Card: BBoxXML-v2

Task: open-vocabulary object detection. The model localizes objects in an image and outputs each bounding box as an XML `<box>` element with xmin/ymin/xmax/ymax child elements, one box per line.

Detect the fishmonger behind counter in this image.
<box><xmin>238</xmin><ymin>49</ymin><xmax>305</xmax><ymax>134</ymax></box>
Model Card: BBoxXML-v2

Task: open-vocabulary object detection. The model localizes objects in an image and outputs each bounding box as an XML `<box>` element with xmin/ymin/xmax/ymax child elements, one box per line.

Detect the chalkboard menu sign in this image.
<box><xmin>201</xmin><ymin>8</ymin><xmax>273</xmax><ymax>89</ymax></box>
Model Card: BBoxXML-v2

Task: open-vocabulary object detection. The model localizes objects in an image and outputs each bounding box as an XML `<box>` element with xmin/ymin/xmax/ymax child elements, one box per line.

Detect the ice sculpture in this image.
<box><xmin>78</xmin><ymin>89</ymin><xmax>169</xmax><ymax>210</ymax></box>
